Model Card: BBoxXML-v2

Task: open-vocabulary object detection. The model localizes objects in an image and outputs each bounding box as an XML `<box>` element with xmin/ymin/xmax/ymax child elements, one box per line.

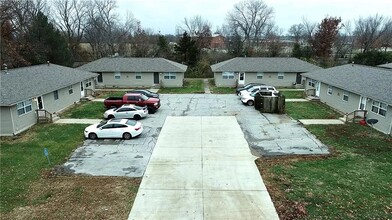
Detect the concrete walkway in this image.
<box><xmin>203</xmin><ymin>79</ymin><xmax>211</xmax><ymax>94</ymax></box>
<box><xmin>128</xmin><ymin>116</ymin><xmax>279</xmax><ymax>220</ymax></box>
<box><xmin>299</xmin><ymin>119</ymin><xmax>345</xmax><ymax>125</ymax></box>
<box><xmin>54</xmin><ymin>118</ymin><xmax>102</xmax><ymax>124</ymax></box>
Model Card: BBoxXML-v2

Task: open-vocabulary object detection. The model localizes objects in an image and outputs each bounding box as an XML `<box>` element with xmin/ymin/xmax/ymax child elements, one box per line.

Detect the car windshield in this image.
<box><xmin>97</xmin><ymin>120</ymin><xmax>108</xmax><ymax>128</ymax></box>
<box><xmin>140</xmin><ymin>94</ymin><xmax>148</xmax><ymax>100</ymax></box>
<box><xmin>126</xmin><ymin>120</ymin><xmax>137</xmax><ymax>126</ymax></box>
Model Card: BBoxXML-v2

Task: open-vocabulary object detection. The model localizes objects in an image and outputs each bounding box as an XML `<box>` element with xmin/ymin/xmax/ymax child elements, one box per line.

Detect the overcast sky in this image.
<box><xmin>116</xmin><ymin>0</ymin><xmax>392</xmax><ymax>35</ymax></box>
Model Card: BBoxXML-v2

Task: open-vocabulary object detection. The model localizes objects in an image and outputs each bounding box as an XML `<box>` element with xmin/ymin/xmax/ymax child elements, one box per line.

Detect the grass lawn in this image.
<box><xmin>280</xmin><ymin>90</ymin><xmax>304</xmax><ymax>99</ymax></box>
<box><xmin>210</xmin><ymin>86</ymin><xmax>236</xmax><ymax>94</ymax></box>
<box><xmin>60</xmin><ymin>101</ymin><xmax>105</xmax><ymax>119</ymax></box>
<box><xmin>256</xmin><ymin>123</ymin><xmax>392</xmax><ymax>219</ymax></box>
<box><xmin>286</xmin><ymin>102</ymin><xmax>343</xmax><ymax>119</ymax></box>
<box><xmin>95</xmin><ymin>90</ymin><xmax>125</xmax><ymax>98</ymax></box>
<box><xmin>158</xmin><ymin>80</ymin><xmax>204</xmax><ymax>93</ymax></box>
<box><xmin>0</xmin><ymin>124</ymin><xmax>86</xmax><ymax>212</ymax></box>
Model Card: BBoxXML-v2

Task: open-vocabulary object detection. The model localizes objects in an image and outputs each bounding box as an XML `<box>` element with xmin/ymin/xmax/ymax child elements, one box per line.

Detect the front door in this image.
<box><xmin>296</xmin><ymin>73</ymin><xmax>302</xmax><ymax>84</ymax></box>
<box><xmin>315</xmin><ymin>82</ymin><xmax>320</xmax><ymax>96</ymax></box>
<box><xmin>154</xmin><ymin>72</ymin><xmax>159</xmax><ymax>84</ymax></box>
<box><xmin>359</xmin><ymin>96</ymin><xmax>367</xmax><ymax>110</ymax></box>
<box><xmin>80</xmin><ymin>82</ymin><xmax>85</xmax><ymax>97</ymax></box>
<box><xmin>238</xmin><ymin>72</ymin><xmax>245</xmax><ymax>85</ymax></box>
<box><xmin>37</xmin><ymin>96</ymin><xmax>44</xmax><ymax>109</ymax></box>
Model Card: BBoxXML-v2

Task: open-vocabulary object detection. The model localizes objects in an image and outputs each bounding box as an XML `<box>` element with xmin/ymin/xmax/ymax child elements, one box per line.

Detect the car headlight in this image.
<box><xmin>154</xmin><ymin>103</ymin><xmax>158</xmax><ymax>106</ymax></box>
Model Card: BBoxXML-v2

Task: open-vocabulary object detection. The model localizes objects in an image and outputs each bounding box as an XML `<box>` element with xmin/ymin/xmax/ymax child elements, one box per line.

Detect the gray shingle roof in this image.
<box><xmin>378</xmin><ymin>63</ymin><xmax>392</xmax><ymax>69</ymax></box>
<box><xmin>0</xmin><ymin>64</ymin><xmax>97</xmax><ymax>106</ymax></box>
<box><xmin>77</xmin><ymin>57</ymin><xmax>187</xmax><ymax>72</ymax></box>
<box><xmin>302</xmin><ymin>64</ymin><xmax>392</xmax><ymax>105</ymax></box>
<box><xmin>211</xmin><ymin>57</ymin><xmax>322</xmax><ymax>72</ymax></box>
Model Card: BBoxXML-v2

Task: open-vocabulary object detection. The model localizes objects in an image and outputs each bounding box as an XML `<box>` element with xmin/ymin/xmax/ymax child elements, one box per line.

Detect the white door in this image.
<box><xmin>80</xmin><ymin>82</ymin><xmax>85</xmax><ymax>97</ymax></box>
<box><xmin>359</xmin><ymin>96</ymin><xmax>367</xmax><ymax>110</ymax></box>
<box><xmin>238</xmin><ymin>72</ymin><xmax>245</xmax><ymax>85</ymax></box>
<box><xmin>315</xmin><ymin>82</ymin><xmax>320</xmax><ymax>96</ymax></box>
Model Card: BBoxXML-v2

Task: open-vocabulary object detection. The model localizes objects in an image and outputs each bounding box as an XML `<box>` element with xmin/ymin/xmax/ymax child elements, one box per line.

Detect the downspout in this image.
<box><xmin>389</xmin><ymin>117</ymin><xmax>392</xmax><ymax>136</ymax></box>
<box><xmin>9</xmin><ymin>106</ymin><xmax>16</xmax><ymax>135</ymax></box>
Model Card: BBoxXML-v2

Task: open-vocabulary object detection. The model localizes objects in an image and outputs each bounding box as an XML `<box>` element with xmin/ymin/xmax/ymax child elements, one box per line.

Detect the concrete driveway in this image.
<box><xmin>62</xmin><ymin>94</ymin><xmax>328</xmax><ymax>177</ymax></box>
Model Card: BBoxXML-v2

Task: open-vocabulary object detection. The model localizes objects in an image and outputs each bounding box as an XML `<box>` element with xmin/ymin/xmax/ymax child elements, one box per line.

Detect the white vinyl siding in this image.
<box><xmin>17</xmin><ymin>100</ymin><xmax>32</xmax><ymax>116</ymax></box>
<box><xmin>164</xmin><ymin>73</ymin><xmax>176</xmax><ymax>79</ymax></box>
<box><xmin>371</xmin><ymin>101</ymin><xmax>387</xmax><ymax>117</ymax></box>
<box><xmin>222</xmin><ymin>72</ymin><xmax>234</xmax><ymax>79</ymax></box>
<box><xmin>256</xmin><ymin>72</ymin><xmax>263</xmax><ymax>79</ymax></box>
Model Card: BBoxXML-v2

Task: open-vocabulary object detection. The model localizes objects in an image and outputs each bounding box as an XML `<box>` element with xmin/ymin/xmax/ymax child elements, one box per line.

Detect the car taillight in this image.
<box><xmin>135</xmin><ymin>127</ymin><xmax>141</xmax><ymax>131</ymax></box>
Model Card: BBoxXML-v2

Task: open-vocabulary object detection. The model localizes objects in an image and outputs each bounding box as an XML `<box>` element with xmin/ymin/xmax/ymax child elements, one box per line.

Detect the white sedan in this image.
<box><xmin>104</xmin><ymin>104</ymin><xmax>148</xmax><ymax>120</ymax></box>
<box><xmin>84</xmin><ymin>119</ymin><xmax>143</xmax><ymax>140</ymax></box>
<box><xmin>241</xmin><ymin>90</ymin><xmax>279</xmax><ymax>106</ymax></box>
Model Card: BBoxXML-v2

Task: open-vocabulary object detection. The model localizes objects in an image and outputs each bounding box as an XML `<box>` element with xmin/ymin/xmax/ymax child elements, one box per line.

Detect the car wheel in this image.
<box><xmin>247</xmin><ymin>100</ymin><xmax>254</xmax><ymax>106</ymax></box>
<box><xmin>148</xmin><ymin>108</ymin><xmax>155</xmax><ymax>114</ymax></box>
<box><xmin>123</xmin><ymin>132</ymin><xmax>132</xmax><ymax>140</ymax></box>
<box><xmin>88</xmin><ymin>133</ymin><xmax>97</xmax><ymax>140</ymax></box>
<box><xmin>108</xmin><ymin>115</ymin><xmax>114</xmax><ymax>119</ymax></box>
<box><xmin>133</xmin><ymin>115</ymin><xmax>141</xmax><ymax>120</ymax></box>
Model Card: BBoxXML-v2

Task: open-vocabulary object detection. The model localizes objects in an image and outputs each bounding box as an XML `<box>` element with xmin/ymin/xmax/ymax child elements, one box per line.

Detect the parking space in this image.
<box><xmin>63</xmin><ymin>94</ymin><xmax>329</xmax><ymax>177</ymax></box>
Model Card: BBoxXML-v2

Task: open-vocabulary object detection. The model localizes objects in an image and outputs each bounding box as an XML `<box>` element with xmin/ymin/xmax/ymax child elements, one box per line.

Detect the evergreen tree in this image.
<box><xmin>156</xmin><ymin>35</ymin><xmax>171</xmax><ymax>59</ymax></box>
<box><xmin>174</xmin><ymin>32</ymin><xmax>199</xmax><ymax>66</ymax></box>
<box><xmin>292</xmin><ymin>43</ymin><xmax>302</xmax><ymax>58</ymax></box>
<box><xmin>23</xmin><ymin>11</ymin><xmax>71</xmax><ymax>66</ymax></box>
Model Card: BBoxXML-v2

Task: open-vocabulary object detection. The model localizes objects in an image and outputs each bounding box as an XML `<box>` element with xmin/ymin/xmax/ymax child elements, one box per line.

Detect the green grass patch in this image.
<box><xmin>95</xmin><ymin>90</ymin><xmax>126</xmax><ymax>98</ymax></box>
<box><xmin>210</xmin><ymin>86</ymin><xmax>236</xmax><ymax>94</ymax></box>
<box><xmin>280</xmin><ymin>91</ymin><xmax>304</xmax><ymax>99</ymax></box>
<box><xmin>0</xmin><ymin>124</ymin><xmax>86</xmax><ymax>212</ymax></box>
<box><xmin>285</xmin><ymin>102</ymin><xmax>342</xmax><ymax>119</ymax></box>
<box><xmin>258</xmin><ymin>124</ymin><xmax>392</xmax><ymax>219</ymax></box>
<box><xmin>60</xmin><ymin>101</ymin><xmax>105</xmax><ymax>119</ymax></box>
<box><xmin>158</xmin><ymin>80</ymin><xmax>204</xmax><ymax>93</ymax></box>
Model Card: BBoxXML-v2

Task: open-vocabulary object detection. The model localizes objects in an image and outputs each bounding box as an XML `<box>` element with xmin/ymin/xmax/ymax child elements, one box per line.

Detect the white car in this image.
<box><xmin>84</xmin><ymin>118</ymin><xmax>143</xmax><ymax>140</ymax></box>
<box><xmin>238</xmin><ymin>85</ymin><xmax>277</xmax><ymax>98</ymax></box>
<box><xmin>241</xmin><ymin>90</ymin><xmax>279</xmax><ymax>106</ymax></box>
<box><xmin>104</xmin><ymin>104</ymin><xmax>148</xmax><ymax>120</ymax></box>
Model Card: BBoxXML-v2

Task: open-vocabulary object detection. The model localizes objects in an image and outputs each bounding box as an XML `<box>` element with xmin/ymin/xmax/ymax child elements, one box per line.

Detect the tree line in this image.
<box><xmin>1</xmin><ymin>0</ymin><xmax>392</xmax><ymax>73</ymax></box>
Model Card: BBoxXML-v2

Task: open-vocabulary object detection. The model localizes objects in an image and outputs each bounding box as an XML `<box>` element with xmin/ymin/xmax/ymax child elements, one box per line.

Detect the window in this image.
<box><xmin>164</xmin><ymin>73</ymin><xmax>176</xmax><ymax>79</ymax></box>
<box><xmin>97</xmin><ymin>73</ymin><xmax>103</xmax><ymax>83</ymax></box>
<box><xmin>54</xmin><ymin>90</ymin><xmax>59</xmax><ymax>100</ymax></box>
<box><xmin>114</xmin><ymin>72</ymin><xmax>121</xmax><ymax>80</ymax></box>
<box><xmin>17</xmin><ymin>100</ymin><xmax>32</xmax><ymax>116</ymax></box>
<box><xmin>68</xmin><ymin>86</ymin><xmax>73</xmax><ymax>94</ymax></box>
<box><xmin>222</xmin><ymin>72</ymin><xmax>234</xmax><ymax>79</ymax></box>
<box><xmin>135</xmin><ymin>72</ymin><xmax>142</xmax><ymax>80</ymax></box>
<box><xmin>371</xmin><ymin>101</ymin><xmax>387</xmax><ymax>116</ymax></box>
<box><xmin>256</xmin><ymin>72</ymin><xmax>263</xmax><ymax>79</ymax></box>
<box><xmin>278</xmin><ymin>73</ymin><xmax>284</xmax><ymax>80</ymax></box>
<box><xmin>343</xmin><ymin>92</ymin><xmax>349</xmax><ymax>102</ymax></box>
<box><xmin>308</xmin><ymin>79</ymin><xmax>316</xmax><ymax>87</ymax></box>
<box><xmin>327</xmin><ymin>86</ymin><xmax>333</xmax><ymax>95</ymax></box>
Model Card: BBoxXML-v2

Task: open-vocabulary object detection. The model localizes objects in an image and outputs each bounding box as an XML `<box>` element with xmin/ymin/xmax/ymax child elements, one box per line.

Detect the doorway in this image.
<box><xmin>359</xmin><ymin>96</ymin><xmax>367</xmax><ymax>110</ymax></box>
<box><xmin>80</xmin><ymin>82</ymin><xmax>85</xmax><ymax>97</ymax></box>
<box><xmin>37</xmin><ymin>96</ymin><xmax>44</xmax><ymax>109</ymax></box>
<box><xmin>154</xmin><ymin>72</ymin><xmax>159</xmax><ymax>84</ymax></box>
<box><xmin>315</xmin><ymin>82</ymin><xmax>320</xmax><ymax>96</ymax></box>
<box><xmin>238</xmin><ymin>72</ymin><xmax>245</xmax><ymax>85</ymax></box>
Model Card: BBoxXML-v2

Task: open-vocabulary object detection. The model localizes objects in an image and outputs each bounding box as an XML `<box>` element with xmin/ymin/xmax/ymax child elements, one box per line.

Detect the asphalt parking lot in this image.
<box><xmin>63</xmin><ymin>94</ymin><xmax>328</xmax><ymax>177</ymax></box>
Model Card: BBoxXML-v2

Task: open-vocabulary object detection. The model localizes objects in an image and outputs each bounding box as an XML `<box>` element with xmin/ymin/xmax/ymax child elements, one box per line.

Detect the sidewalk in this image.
<box><xmin>128</xmin><ymin>116</ymin><xmax>279</xmax><ymax>220</ymax></box>
<box><xmin>54</xmin><ymin>119</ymin><xmax>102</xmax><ymax>124</ymax></box>
<box><xmin>299</xmin><ymin>119</ymin><xmax>345</xmax><ymax>125</ymax></box>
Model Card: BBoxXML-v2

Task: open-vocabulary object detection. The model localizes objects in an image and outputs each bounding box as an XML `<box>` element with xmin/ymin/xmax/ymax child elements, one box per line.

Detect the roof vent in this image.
<box><xmin>3</xmin><ymin>64</ymin><xmax>7</xmax><ymax>74</ymax></box>
<box><xmin>47</xmin><ymin>61</ymin><xmax>50</xmax><ymax>66</ymax></box>
<box><xmin>351</xmin><ymin>61</ymin><xmax>354</xmax><ymax>67</ymax></box>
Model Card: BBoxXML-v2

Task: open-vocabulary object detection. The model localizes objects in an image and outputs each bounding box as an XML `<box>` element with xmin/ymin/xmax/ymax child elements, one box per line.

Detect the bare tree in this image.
<box><xmin>334</xmin><ymin>21</ymin><xmax>354</xmax><ymax>61</ymax></box>
<box><xmin>52</xmin><ymin>0</ymin><xmax>89</xmax><ymax>60</ymax></box>
<box><xmin>354</xmin><ymin>14</ymin><xmax>392</xmax><ymax>52</ymax></box>
<box><xmin>288</xmin><ymin>24</ymin><xmax>305</xmax><ymax>43</ymax></box>
<box><xmin>265</xmin><ymin>27</ymin><xmax>283</xmax><ymax>57</ymax></box>
<box><xmin>176</xmin><ymin>15</ymin><xmax>212</xmax><ymax>50</ymax></box>
<box><xmin>226</xmin><ymin>0</ymin><xmax>274</xmax><ymax>49</ymax></box>
<box><xmin>302</xmin><ymin>17</ymin><xmax>317</xmax><ymax>44</ymax></box>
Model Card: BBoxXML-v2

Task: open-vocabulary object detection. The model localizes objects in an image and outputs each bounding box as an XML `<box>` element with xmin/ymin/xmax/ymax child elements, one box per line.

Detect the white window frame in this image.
<box><xmin>68</xmin><ymin>86</ymin><xmax>73</xmax><ymax>94</ymax></box>
<box><xmin>327</xmin><ymin>86</ymin><xmax>333</xmax><ymax>95</ymax></box>
<box><xmin>256</xmin><ymin>72</ymin><xmax>263</xmax><ymax>79</ymax></box>
<box><xmin>54</xmin><ymin>90</ymin><xmax>59</xmax><ymax>100</ymax></box>
<box><xmin>114</xmin><ymin>72</ymin><xmax>121</xmax><ymax>80</ymax></box>
<box><xmin>17</xmin><ymin>99</ymin><xmax>32</xmax><ymax>116</ymax></box>
<box><xmin>135</xmin><ymin>72</ymin><xmax>142</xmax><ymax>80</ymax></box>
<box><xmin>342</xmin><ymin>92</ymin><xmax>349</xmax><ymax>102</ymax></box>
<box><xmin>222</xmin><ymin>72</ymin><xmax>234</xmax><ymax>79</ymax></box>
<box><xmin>164</xmin><ymin>72</ymin><xmax>176</xmax><ymax>80</ymax></box>
<box><xmin>278</xmin><ymin>72</ymin><xmax>284</xmax><ymax>80</ymax></box>
<box><xmin>371</xmin><ymin>100</ymin><xmax>387</xmax><ymax>117</ymax></box>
